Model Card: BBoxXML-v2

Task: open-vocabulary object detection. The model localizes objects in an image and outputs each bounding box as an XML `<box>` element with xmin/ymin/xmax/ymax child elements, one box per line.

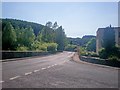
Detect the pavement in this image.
<box><xmin>1</xmin><ymin>51</ymin><xmax>119</xmax><ymax>88</ymax></box>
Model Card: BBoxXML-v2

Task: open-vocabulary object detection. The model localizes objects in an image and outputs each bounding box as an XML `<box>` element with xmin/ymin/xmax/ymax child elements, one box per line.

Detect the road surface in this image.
<box><xmin>1</xmin><ymin>51</ymin><xmax>119</xmax><ymax>88</ymax></box>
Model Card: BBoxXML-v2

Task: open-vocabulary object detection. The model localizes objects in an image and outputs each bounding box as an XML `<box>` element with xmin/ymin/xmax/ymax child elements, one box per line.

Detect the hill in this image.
<box><xmin>2</xmin><ymin>18</ymin><xmax>44</xmax><ymax>36</ymax></box>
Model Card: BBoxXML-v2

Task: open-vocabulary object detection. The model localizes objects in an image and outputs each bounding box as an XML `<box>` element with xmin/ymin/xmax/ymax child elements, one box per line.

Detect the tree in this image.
<box><xmin>2</xmin><ymin>22</ymin><xmax>17</xmax><ymax>50</ymax></box>
<box><xmin>46</xmin><ymin>21</ymin><xmax>52</xmax><ymax>28</ymax></box>
<box><xmin>86</xmin><ymin>38</ymin><xmax>96</xmax><ymax>52</ymax></box>
<box><xmin>40</xmin><ymin>26</ymin><xmax>55</xmax><ymax>43</ymax></box>
<box><xmin>55</xmin><ymin>26</ymin><xmax>67</xmax><ymax>51</ymax></box>
<box><xmin>23</xmin><ymin>26</ymin><xmax>35</xmax><ymax>48</ymax></box>
<box><xmin>102</xmin><ymin>27</ymin><xmax>115</xmax><ymax>51</ymax></box>
<box><xmin>52</xmin><ymin>22</ymin><xmax>58</xmax><ymax>30</ymax></box>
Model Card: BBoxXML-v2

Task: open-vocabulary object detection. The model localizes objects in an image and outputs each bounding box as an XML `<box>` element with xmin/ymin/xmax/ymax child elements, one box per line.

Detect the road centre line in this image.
<box><xmin>25</xmin><ymin>72</ymin><xmax>32</xmax><ymax>75</ymax></box>
<box><xmin>41</xmin><ymin>67</ymin><xmax>46</xmax><ymax>70</ymax></box>
<box><xmin>47</xmin><ymin>66</ymin><xmax>51</xmax><ymax>68</ymax></box>
<box><xmin>34</xmin><ymin>69</ymin><xmax>40</xmax><ymax>72</ymax></box>
<box><xmin>51</xmin><ymin>65</ymin><xmax>54</xmax><ymax>67</ymax></box>
<box><xmin>9</xmin><ymin>76</ymin><xmax>20</xmax><ymax>80</ymax></box>
<box><xmin>0</xmin><ymin>81</ymin><xmax>4</xmax><ymax>83</ymax></box>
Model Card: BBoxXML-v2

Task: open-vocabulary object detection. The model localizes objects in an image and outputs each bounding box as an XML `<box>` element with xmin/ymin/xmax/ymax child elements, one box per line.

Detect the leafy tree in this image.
<box><xmin>65</xmin><ymin>44</ymin><xmax>77</xmax><ymax>51</ymax></box>
<box><xmin>40</xmin><ymin>26</ymin><xmax>55</xmax><ymax>43</ymax></box>
<box><xmin>15</xmin><ymin>26</ymin><xmax>35</xmax><ymax>49</ymax></box>
<box><xmin>46</xmin><ymin>21</ymin><xmax>52</xmax><ymax>28</ymax></box>
<box><xmin>52</xmin><ymin>22</ymin><xmax>58</xmax><ymax>29</ymax></box>
<box><xmin>86</xmin><ymin>38</ymin><xmax>96</xmax><ymax>52</ymax></box>
<box><xmin>55</xmin><ymin>26</ymin><xmax>67</xmax><ymax>51</ymax></box>
<box><xmin>16</xmin><ymin>46</ymin><xmax>28</xmax><ymax>51</ymax></box>
<box><xmin>102</xmin><ymin>27</ymin><xmax>115</xmax><ymax>51</ymax></box>
<box><xmin>47</xmin><ymin>43</ymin><xmax>58</xmax><ymax>52</ymax></box>
<box><xmin>2</xmin><ymin>22</ymin><xmax>17</xmax><ymax>50</ymax></box>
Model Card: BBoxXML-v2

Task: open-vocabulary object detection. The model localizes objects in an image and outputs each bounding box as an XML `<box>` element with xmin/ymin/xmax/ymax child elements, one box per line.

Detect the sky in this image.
<box><xmin>2</xmin><ymin>2</ymin><xmax>118</xmax><ymax>38</ymax></box>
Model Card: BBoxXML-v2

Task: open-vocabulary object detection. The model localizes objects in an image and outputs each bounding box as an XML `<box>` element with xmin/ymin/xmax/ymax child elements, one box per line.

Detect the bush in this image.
<box><xmin>108</xmin><ymin>56</ymin><xmax>120</xmax><ymax>61</ymax></box>
<box><xmin>16</xmin><ymin>46</ymin><xmax>28</xmax><ymax>51</ymax></box>
<box><xmin>89</xmin><ymin>52</ymin><xmax>99</xmax><ymax>57</ymax></box>
<box><xmin>65</xmin><ymin>44</ymin><xmax>77</xmax><ymax>51</ymax></box>
<box><xmin>99</xmin><ymin>48</ymin><xmax>108</xmax><ymax>59</ymax></box>
<box><xmin>47</xmin><ymin>43</ymin><xmax>58</xmax><ymax>52</ymax></box>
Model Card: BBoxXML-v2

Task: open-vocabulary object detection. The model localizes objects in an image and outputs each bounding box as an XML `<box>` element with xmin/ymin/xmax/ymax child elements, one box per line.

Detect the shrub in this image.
<box><xmin>108</xmin><ymin>55</ymin><xmax>119</xmax><ymax>61</ymax></box>
<box><xmin>16</xmin><ymin>46</ymin><xmax>28</xmax><ymax>51</ymax></box>
<box><xmin>47</xmin><ymin>43</ymin><xmax>58</xmax><ymax>52</ymax></box>
<box><xmin>65</xmin><ymin>44</ymin><xmax>77</xmax><ymax>51</ymax></box>
<box><xmin>99</xmin><ymin>48</ymin><xmax>108</xmax><ymax>59</ymax></box>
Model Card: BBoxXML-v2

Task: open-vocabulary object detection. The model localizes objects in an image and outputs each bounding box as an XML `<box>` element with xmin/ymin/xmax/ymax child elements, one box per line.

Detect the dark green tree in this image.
<box><xmin>102</xmin><ymin>27</ymin><xmax>115</xmax><ymax>51</ymax></box>
<box><xmin>86</xmin><ymin>38</ymin><xmax>96</xmax><ymax>52</ymax></box>
<box><xmin>2</xmin><ymin>22</ymin><xmax>17</xmax><ymax>50</ymax></box>
<box><xmin>46</xmin><ymin>21</ymin><xmax>52</xmax><ymax>28</ymax></box>
<box><xmin>40</xmin><ymin>26</ymin><xmax>55</xmax><ymax>43</ymax></box>
<box><xmin>52</xmin><ymin>22</ymin><xmax>58</xmax><ymax>30</ymax></box>
<box><xmin>55</xmin><ymin>26</ymin><xmax>67</xmax><ymax>51</ymax></box>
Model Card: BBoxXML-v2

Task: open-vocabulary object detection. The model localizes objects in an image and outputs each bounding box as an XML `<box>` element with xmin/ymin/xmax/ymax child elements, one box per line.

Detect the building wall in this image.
<box><xmin>96</xmin><ymin>28</ymin><xmax>104</xmax><ymax>54</ymax></box>
<box><xmin>96</xmin><ymin>27</ymin><xmax>120</xmax><ymax>54</ymax></box>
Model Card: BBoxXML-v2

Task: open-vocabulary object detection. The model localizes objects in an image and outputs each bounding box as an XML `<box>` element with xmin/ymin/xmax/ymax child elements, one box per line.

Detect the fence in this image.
<box><xmin>80</xmin><ymin>56</ymin><xmax>120</xmax><ymax>68</ymax></box>
<box><xmin>2</xmin><ymin>51</ymin><xmax>57</xmax><ymax>60</ymax></box>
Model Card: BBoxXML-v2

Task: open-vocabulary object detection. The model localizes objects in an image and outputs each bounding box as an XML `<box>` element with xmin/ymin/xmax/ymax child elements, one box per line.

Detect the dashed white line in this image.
<box><xmin>41</xmin><ymin>68</ymin><xmax>46</xmax><ymax>70</ymax></box>
<box><xmin>51</xmin><ymin>65</ymin><xmax>54</xmax><ymax>67</ymax></box>
<box><xmin>0</xmin><ymin>81</ymin><xmax>4</xmax><ymax>83</ymax></box>
<box><xmin>34</xmin><ymin>69</ymin><xmax>40</xmax><ymax>72</ymax></box>
<box><xmin>9</xmin><ymin>76</ymin><xmax>20</xmax><ymax>80</ymax></box>
<box><xmin>47</xmin><ymin>66</ymin><xmax>51</xmax><ymax>68</ymax></box>
<box><xmin>54</xmin><ymin>64</ymin><xmax>57</xmax><ymax>66</ymax></box>
<box><xmin>25</xmin><ymin>72</ymin><xmax>32</xmax><ymax>75</ymax></box>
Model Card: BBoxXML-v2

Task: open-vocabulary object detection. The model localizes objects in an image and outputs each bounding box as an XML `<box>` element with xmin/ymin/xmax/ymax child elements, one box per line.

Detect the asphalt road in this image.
<box><xmin>1</xmin><ymin>51</ymin><xmax>119</xmax><ymax>88</ymax></box>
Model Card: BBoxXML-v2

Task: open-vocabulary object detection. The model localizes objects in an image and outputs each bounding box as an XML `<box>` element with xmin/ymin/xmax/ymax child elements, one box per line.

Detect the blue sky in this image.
<box><xmin>2</xmin><ymin>2</ymin><xmax>118</xmax><ymax>38</ymax></box>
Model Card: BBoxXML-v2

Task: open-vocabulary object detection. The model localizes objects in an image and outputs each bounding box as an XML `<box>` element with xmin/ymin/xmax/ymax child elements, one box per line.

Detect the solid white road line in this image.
<box><xmin>9</xmin><ymin>76</ymin><xmax>20</xmax><ymax>80</ymax></box>
<box><xmin>41</xmin><ymin>68</ymin><xmax>46</xmax><ymax>70</ymax></box>
<box><xmin>34</xmin><ymin>69</ymin><xmax>40</xmax><ymax>72</ymax></box>
<box><xmin>25</xmin><ymin>72</ymin><xmax>32</xmax><ymax>75</ymax></box>
<box><xmin>0</xmin><ymin>81</ymin><xmax>4</xmax><ymax>83</ymax></box>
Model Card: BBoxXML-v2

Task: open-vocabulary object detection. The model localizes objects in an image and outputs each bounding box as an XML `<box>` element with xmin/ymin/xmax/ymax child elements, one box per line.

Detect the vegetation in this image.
<box><xmin>2</xmin><ymin>19</ymin><xmax>67</xmax><ymax>52</ymax></box>
<box><xmin>98</xmin><ymin>27</ymin><xmax>120</xmax><ymax>61</ymax></box>
<box><xmin>65</xmin><ymin>44</ymin><xmax>77</xmax><ymax>51</ymax></box>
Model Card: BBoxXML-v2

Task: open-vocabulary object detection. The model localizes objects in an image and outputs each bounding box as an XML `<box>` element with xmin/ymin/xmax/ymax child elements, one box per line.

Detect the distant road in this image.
<box><xmin>1</xmin><ymin>51</ymin><xmax>119</xmax><ymax>88</ymax></box>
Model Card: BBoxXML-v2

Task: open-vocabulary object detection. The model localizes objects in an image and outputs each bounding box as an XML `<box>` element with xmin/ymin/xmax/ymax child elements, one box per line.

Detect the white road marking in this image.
<box><xmin>54</xmin><ymin>64</ymin><xmax>57</xmax><ymax>66</ymax></box>
<box><xmin>47</xmin><ymin>66</ymin><xmax>51</xmax><ymax>68</ymax></box>
<box><xmin>34</xmin><ymin>69</ymin><xmax>40</xmax><ymax>72</ymax></box>
<box><xmin>51</xmin><ymin>65</ymin><xmax>54</xmax><ymax>67</ymax></box>
<box><xmin>0</xmin><ymin>81</ymin><xmax>4</xmax><ymax>83</ymax></box>
<box><xmin>9</xmin><ymin>76</ymin><xmax>20</xmax><ymax>80</ymax></box>
<box><xmin>41</xmin><ymin>68</ymin><xmax>46</xmax><ymax>70</ymax></box>
<box><xmin>25</xmin><ymin>72</ymin><xmax>32</xmax><ymax>75</ymax></box>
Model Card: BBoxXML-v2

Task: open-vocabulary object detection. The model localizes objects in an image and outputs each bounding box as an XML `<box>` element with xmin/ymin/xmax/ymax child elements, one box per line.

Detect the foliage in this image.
<box><xmin>86</xmin><ymin>38</ymin><xmax>96</xmax><ymax>52</ymax></box>
<box><xmin>55</xmin><ymin>26</ymin><xmax>67</xmax><ymax>51</ymax></box>
<box><xmin>79</xmin><ymin>47</ymin><xmax>88</xmax><ymax>56</ymax></box>
<box><xmin>2</xmin><ymin>18</ymin><xmax>68</xmax><ymax>52</ymax></box>
<box><xmin>2</xmin><ymin>18</ymin><xmax>44</xmax><ymax>36</ymax></box>
<box><xmin>2</xmin><ymin>22</ymin><xmax>17</xmax><ymax>50</ymax></box>
<box><xmin>16</xmin><ymin>46</ymin><xmax>28</xmax><ymax>51</ymax></box>
<box><xmin>40</xmin><ymin>26</ymin><xmax>55</xmax><ymax>43</ymax></box>
<box><xmin>65</xmin><ymin>44</ymin><xmax>77</xmax><ymax>51</ymax></box>
<box><xmin>47</xmin><ymin>43</ymin><xmax>58</xmax><ymax>52</ymax></box>
<box><xmin>31</xmin><ymin>41</ymin><xmax>47</xmax><ymax>52</ymax></box>
<box><xmin>81</xmin><ymin>35</ymin><xmax>96</xmax><ymax>47</ymax></box>
<box><xmin>99</xmin><ymin>46</ymin><xmax>120</xmax><ymax>60</ymax></box>
<box><xmin>108</xmin><ymin>56</ymin><xmax>120</xmax><ymax>61</ymax></box>
<box><xmin>102</xmin><ymin>27</ymin><xmax>115</xmax><ymax>50</ymax></box>
<box><xmin>99</xmin><ymin>48</ymin><xmax>108</xmax><ymax>59</ymax></box>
